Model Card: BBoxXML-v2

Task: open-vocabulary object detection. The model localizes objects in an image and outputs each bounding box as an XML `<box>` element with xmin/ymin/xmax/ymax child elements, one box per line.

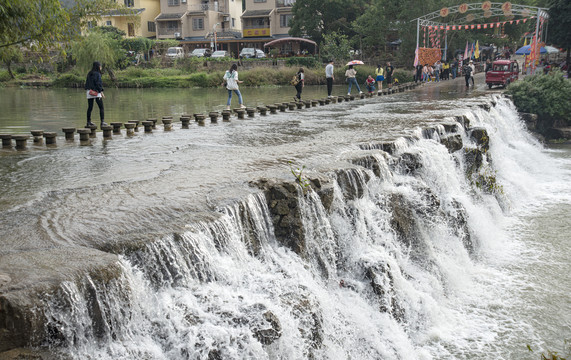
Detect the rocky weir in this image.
<box><xmin>0</xmin><ymin>93</ymin><xmax>529</xmax><ymax>359</ymax></box>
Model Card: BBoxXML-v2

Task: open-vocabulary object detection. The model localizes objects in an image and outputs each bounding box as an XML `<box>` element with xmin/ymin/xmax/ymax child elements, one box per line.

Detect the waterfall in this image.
<box><xmin>29</xmin><ymin>95</ymin><xmax>568</xmax><ymax>359</ymax></box>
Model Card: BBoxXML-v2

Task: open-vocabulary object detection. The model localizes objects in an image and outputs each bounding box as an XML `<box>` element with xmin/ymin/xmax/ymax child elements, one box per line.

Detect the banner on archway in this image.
<box><xmin>417</xmin><ymin>48</ymin><xmax>442</xmax><ymax>66</ymax></box>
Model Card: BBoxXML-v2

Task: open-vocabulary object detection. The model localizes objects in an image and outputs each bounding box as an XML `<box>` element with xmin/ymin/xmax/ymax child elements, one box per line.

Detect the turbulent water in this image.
<box><xmin>1</xmin><ymin>91</ymin><xmax>570</xmax><ymax>359</ymax></box>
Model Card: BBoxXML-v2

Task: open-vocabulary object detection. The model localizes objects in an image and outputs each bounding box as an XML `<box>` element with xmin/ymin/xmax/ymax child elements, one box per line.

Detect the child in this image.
<box><xmin>365</xmin><ymin>75</ymin><xmax>375</xmax><ymax>94</ymax></box>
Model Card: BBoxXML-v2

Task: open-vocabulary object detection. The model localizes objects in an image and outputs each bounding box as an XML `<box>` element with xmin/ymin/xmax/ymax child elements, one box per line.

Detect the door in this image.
<box><xmin>128</xmin><ymin>23</ymin><xmax>135</xmax><ymax>37</ymax></box>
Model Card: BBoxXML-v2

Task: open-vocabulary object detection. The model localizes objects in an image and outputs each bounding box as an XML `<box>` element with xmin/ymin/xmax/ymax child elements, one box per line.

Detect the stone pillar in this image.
<box><xmin>337</xmin><ymin>96</ymin><xmax>344</xmax><ymax>103</ymax></box>
<box><xmin>77</xmin><ymin>129</ymin><xmax>91</xmax><ymax>141</ymax></box>
<box><xmin>267</xmin><ymin>105</ymin><xmax>278</xmax><ymax>114</ymax></box>
<box><xmin>13</xmin><ymin>135</ymin><xmax>29</xmax><ymax>149</ymax></box>
<box><xmin>62</xmin><ymin>128</ymin><xmax>76</xmax><ymax>141</ymax></box>
<box><xmin>162</xmin><ymin>118</ymin><xmax>173</xmax><ymax>130</ymax></box>
<box><xmin>147</xmin><ymin>118</ymin><xmax>158</xmax><ymax>129</ymax></box>
<box><xmin>86</xmin><ymin>124</ymin><xmax>97</xmax><ymax>138</ymax></box>
<box><xmin>294</xmin><ymin>102</ymin><xmax>302</xmax><ymax>109</ymax></box>
<box><xmin>102</xmin><ymin>125</ymin><xmax>113</xmax><ymax>138</ymax></box>
<box><xmin>311</xmin><ymin>100</ymin><xmax>318</xmax><ymax>107</ymax></box>
<box><xmin>30</xmin><ymin>130</ymin><xmax>44</xmax><ymax>143</ymax></box>
<box><xmin>277</xmin><ymin>103</ymin><xmax>287</xmax><ymax>112</ymax></box>
<box><xmin>141</xmin><ymin>121</ymin><xmax>153</xmax><ymax>133</ymax></box>
<box><xmin>246</xmin><ymin>108</ymin><xmax>256</xmax><ymax>117</ymax></box>
<box><xmin>324</xmin><ymin>98</ymin><xmax>331</xmax><ymax>104</ymax></box>
<box><xmin>234</xmin><ymin>109</ymin><xmax>245</xmax><ymax>119</ymax></box>
<box><xmin>0</xmin><ymin>134</ymin><xmax>12</xmax><ymax>147</ymax></box>
<box><xmin>195</xmin><ymin>114</ymin><xmax>206</xmax><ymax>125</ymax></box>
<box><xmin>221</xmin><ymin>111</ymin><xmax>231</xmax><ymax>122</ymax></box>
<box><xmin>303</xmin><ymin>101</ymin><xmax>311</xmax><ymax>108</ymax></box>
<box><xmin>209</xmin><ymin>112</ymin><xmax>219</xmax><ymax>123</ymax></box>
<box><xmin>127</xmin><ymin>120</ymin><xmax>140</xmax><ymax>132</ymax></box>
<box><xmin>110</xmin><ymin>122</ymin><xmax>122</xmax><ymax>134</ymax></box>
<box><xmin>359</xmin><ymin>93</ymin><xmax>365</xmax><ymax>99</ymax></box>
<box><xmin>344</xmin><ymin>95</ymin><xmax>351</xmax><ymax>102</ymax></box>
<box><xmin>257</xmin><ymin>106</ymin><xmax>267</xmax><ymax>115</ymax></box>
<box><xmin>318</xmin><ymin>99</ymin><xmax>326</xmax><ymax>106</ymax></box>
<box><xmin>329</xmin><ymin>97</ymin><xmax>337</xmax><ymax>104</ymax></box>
<box><xmin>349</xmin><ymin>95</ymin><xmax>355</xmax><ymax>101</ymax></box>
<box><xmin>124</xmin><ymin>122</ymin><xmax>136</xmax><ymax>135</ymax></box>
<box><xmin>180</xmin><ymin>116</ymin><xmax>191</xmax><ymax>128</ymax></box>
<box><xmin>43</xmin><ymin>132</ymin><xmax>57</xmax><ymax>145</ymax></box>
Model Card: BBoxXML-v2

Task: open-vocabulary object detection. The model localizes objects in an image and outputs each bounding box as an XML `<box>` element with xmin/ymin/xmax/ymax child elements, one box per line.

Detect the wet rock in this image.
<box><xmin>454</xmin><ymin>115</ymin><xmax>470</xmax><ymax>130</ymax></box>
<box><xmin>463</xmin><ymin>147</ymin><xmax>484</xmax><ymax>175</ymax></box>
<box><xmin>544</xmin><ymin>127</ymin><xmax>571</xmax><ymax>141</ymax></box>
<box><xmin>442</xmin><ymin>123</ymin><xmax>459</xmax><ymax>133</ymax></box>
<box><xmin>478</xmin><ymin>103</ymin><xmax>491</xmax><ymax>111</ymax></box>
<box><xmin>440</xmin><ymin>134</ymin><xmax>463</xmax><ymax>153</ymax></box>
<box><xmin>0</xmin><ymin>249</ymin><xmax>122</xmax><ymax>353</ymax></box>
<box><xmin>334</xmin><ymin>168</ymin><xmax>370</xmax><ymax>201</ymax></box>
<box><xmin>349</xmin><ymin>155</ymin><xmax>382</xmax><ymax>178</ymax></box>
<box><xmin>393</xmin><ymin>152</ymin><xmax>423</xmax><ymax>175</ymax></box>
<box><xmin>308</xmin><ymin>177</ymin><xmax>335</xmax><ymax>214</ymax></box>
<box><xmin>446</xmin><ymin>199</ymin><xmax>473</xmax><ymax>253</ymax></box>
<box><xmin>253</xmin><ymin>310</ymin><xmax>282</xmax><ymax>345</ymax></box>
<box><xmin>519</xmin><ymin>112</ymin><xmax>538</xmax><ymax>131</ymax></box>
<box><xmin>0</xmin><ymin>348</ymin><xmax>67</xmax><ymax>360</ymax></box>
<box><xmin>364</xmin><ymin>263</ymin><xmax>404</xmax><ymax>321</ymax></box>
<box><xmin>280</xmin><ymin>290</ymin><xmax>323</xmax><ymax>355</ymax></box>
<box><xmin>251</xmin><ymin>179</ymin><xmax>306</xmax><ymax>257</ymax></box>
<box><xmin>469</xmin><ymin>127</ymin><xmax>489</xmax><ymax>151</ymax></box>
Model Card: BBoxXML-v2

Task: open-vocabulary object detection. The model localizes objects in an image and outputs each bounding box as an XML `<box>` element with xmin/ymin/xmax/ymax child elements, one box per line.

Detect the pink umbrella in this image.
<box><xmin>346</xmin><ymin>60</ymin><xmax>364</xmax><ymax>66</ymax></box>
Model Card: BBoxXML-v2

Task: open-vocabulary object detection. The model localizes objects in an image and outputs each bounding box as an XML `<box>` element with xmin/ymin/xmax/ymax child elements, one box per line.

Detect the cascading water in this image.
<box><xmin>4</xmin><ymin>95</ymin><xmax>570</xmax><ymax>359</ymax></box>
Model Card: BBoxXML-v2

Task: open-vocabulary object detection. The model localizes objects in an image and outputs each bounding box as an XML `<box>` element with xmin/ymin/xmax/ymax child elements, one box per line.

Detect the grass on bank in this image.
<box><xmin>2</xmin><ymin>62</ymin><xmax>414</xmax><ymax>89</ymax></box>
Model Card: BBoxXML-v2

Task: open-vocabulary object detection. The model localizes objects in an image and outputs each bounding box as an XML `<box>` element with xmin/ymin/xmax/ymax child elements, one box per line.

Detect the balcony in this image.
<box><xmin>276</xmin><ymin>0</ymin><xmax>295</xmax><ymax>7</ymax></box>
<box><xmin>187</xmin><ymin>2</ymin><xmax>227</xmax><ymax>13</ymax></box>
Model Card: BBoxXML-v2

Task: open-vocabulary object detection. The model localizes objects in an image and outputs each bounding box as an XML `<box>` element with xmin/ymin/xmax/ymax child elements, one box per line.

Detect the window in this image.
<box><xmin>124</xmin><ymin>0</ymin><xmax>134</xmax><ymax>7</ymax></box>
<box><xmin>166</xmin><ymin>21</ymin><xmax>178</xmax><ymax>31</ymax></box>
<box><xmin>128</xmin><ymin>23</ymin><xmax>135</xmax><ymax>37</ymax></box>
<box><xmin>254</xmin><ymin>0</ymin><xmax>266</xmax><ymax>2</ymax></box>
<box><xmin>193</xmin><ymin>18</ymin><xmax>204</xmax><ymax>30</ymax></box>
<box><xmin>106</xmin><ymin>20</ymin><xmax>112</xmax><ymax>26</ymax></box>
<box><xmin>148</xmin><ymin>21</ymin><xmax>156</xmax><ymax>32</ymax></box>
<box><xmin>168</xmin><ymin>0</ymin><xmax>180</xmax><ymax>6</ymax></box>
<box><xmin>87</xmin><ymin>21</ymin><xmax>96</xmax><ymax>28</ymax></box>
<box><xmin>280</xmin><ymin>14</ymin><xmax>292</xmax><ymax>27</ymax></box>
<box><xmin>232</xmin><ymin>18</ymin><xmax>236</xmax><ymax>28</ymax></box>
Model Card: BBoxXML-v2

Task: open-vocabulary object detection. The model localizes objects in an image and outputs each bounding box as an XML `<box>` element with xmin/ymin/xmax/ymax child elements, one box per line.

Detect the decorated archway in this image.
<box><xmin>412</xmin><ymin>2</ymin><xmax>549</xmax><ymax>73</ymax></box>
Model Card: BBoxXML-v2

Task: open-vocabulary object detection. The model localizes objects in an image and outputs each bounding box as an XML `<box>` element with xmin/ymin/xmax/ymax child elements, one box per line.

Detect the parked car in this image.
<box><xmin>255</xmin><ymin>49</ymin><xmax>266</xmax><ymax>58</ymax></box>
<box><xmin>189</xmin><ymin>48</ymin><xmax>212</xmax><ymax>58</ymax></box>
<box><xmin>239</xmin><ymin>48</ymin><xmax>257</xmax><ymax>59</ymax></box>
<box><xmin>211</xmin><ymin>50</ymin><xmax>230</xmax><ymax>58</ymax></box>
<box><xmin>485</xmin><ymin>59</ymin><xmax>519</xmax><ymax>89</ymax></box>
<box><xmin>166</xmin><ymin>47</ymin><xmax>185</xmax><ymax>59</ymax></box>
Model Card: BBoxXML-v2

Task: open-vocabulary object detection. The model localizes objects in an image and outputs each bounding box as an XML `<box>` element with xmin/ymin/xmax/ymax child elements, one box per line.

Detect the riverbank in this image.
<box><xmin>1</xmin><ymin>63</ymin><xmax>414</xmax><ymax>89</ymax></box>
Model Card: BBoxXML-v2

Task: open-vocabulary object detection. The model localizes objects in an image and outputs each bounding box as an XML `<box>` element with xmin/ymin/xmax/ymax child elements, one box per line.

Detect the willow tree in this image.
<box><xmin>72</xmin><ymin>30</ymin><xmax>124</xmax><ymax>81</ymax></box>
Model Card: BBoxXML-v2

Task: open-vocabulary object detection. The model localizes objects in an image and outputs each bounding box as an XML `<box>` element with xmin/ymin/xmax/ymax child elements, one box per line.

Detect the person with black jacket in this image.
<box><xmin>293</xmin><ymin>67</ymin><xmax>305</xmax><ymax>101</ymax></box>
<box><xmin>84</xmin><ymin>61</ymin><xmax>107</xmax><ymax>128</ymax></box>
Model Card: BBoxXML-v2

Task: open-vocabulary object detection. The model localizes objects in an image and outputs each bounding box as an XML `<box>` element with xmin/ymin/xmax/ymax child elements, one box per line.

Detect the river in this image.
<box><xmin>0</xmin><ymin>79</ymin><xmax>569</xmax><ymax>359</ymax></box>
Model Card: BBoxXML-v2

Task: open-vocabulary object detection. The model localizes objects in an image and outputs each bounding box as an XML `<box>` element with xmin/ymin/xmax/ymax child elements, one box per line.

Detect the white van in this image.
<box><xmin>166</xmin><ymin>47</ymin><xmax>184</xmax><ymax>59</ymax></box>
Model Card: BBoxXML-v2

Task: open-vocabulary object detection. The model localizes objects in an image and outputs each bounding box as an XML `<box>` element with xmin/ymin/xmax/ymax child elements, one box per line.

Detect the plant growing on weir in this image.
<box><xmin>527</xmin><ymin>342</ymin><xmax>570</xmax><ymax>360</ymax></box>
<box><xmin>288</xmin><ymin>161</ymin><xmax>310</xmax><ymax>189</ymax></box>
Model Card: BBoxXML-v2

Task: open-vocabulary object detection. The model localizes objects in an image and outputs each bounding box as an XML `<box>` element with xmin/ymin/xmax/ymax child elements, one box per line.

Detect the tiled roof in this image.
<box><xmin>155</xmin><ymin>13</ymin><xmax>185</xmax><ymax>20</ymax></box>
<box><xmin>242</xmin><ymin>9</ymin><xmax>273</xmax><ymax>17</ymax></box>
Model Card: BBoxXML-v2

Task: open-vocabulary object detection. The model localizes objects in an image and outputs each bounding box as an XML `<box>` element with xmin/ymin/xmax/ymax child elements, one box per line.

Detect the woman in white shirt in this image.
<box><xmin>223</xmin><ymin>63</ymin><xmax>246</xmax><ymax>110</ymax></box>
<box><xmin>345</xmin><ymin>65</ymin><xmax>362</xmax><ymax>95</ymax></box>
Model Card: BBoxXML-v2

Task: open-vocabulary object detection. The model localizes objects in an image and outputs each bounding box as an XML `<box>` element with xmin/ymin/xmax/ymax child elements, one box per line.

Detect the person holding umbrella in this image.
<box><xmin>345</xmin><ymin>60</ymin><xmax>364</xmax><ymax>95</ymax></box>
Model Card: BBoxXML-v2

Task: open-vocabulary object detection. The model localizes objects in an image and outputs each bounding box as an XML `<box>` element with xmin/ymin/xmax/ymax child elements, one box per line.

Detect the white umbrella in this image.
<box><xmin>544</xmin><ymin>46</ymin><xmax>560</xmax><ymax>54</ymax></box>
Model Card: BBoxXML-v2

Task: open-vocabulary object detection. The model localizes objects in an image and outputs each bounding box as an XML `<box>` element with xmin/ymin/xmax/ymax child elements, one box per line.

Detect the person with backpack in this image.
<box><xmin>293</xmin><ymin>68</ymin><xmax>305</xmax><ymax>101</ymax></box>
<box><xmin>222</xmin><ymin>63</ymin><xmax>246</xmax><ymax>110</ymax></box>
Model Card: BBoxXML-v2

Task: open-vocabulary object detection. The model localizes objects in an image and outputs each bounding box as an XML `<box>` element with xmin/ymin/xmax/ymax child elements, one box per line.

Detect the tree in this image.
<box><xmin>321</xmin><ymin>32</ymin><xmax>352</xmax><ymax>62</ymax></box>
<box><xmin>0</xmin><ymin>45</ymin><xmax>23</xmax><ymax>79</ymax></box>
<box><xmin>547</xmin><ymin>0</ymin><xmax>571</xmax><ymax>77</ymax></box>
<box><xmin>0</xmin><ymin>0</ymin><xmax>122</xmax><ymax>51</ymax></box>
<box><xmin>72</xmin><ymin>30</ymin><xmax>124</xmax><ymax>81</ymax></box>
<box><xmin>289</xmin><ymin>0</ymin><xmax>366</xmax><ymax>45</ymax></box>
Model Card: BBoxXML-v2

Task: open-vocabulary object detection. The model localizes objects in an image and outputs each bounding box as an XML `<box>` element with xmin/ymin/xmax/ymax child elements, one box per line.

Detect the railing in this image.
<box><xmin>276</xmin><ymin>0</ymin><xmax>295</xmax><ymax>7</ymax></box>
<box><xmin>157</xmin><ymin>26</ymin><xmax>182</xmax><ymax>36</ymax></box>
<box><xmin>187</xmin><ymin>3</ymin><xmax>227</xmax><ymax>13</ymax></box>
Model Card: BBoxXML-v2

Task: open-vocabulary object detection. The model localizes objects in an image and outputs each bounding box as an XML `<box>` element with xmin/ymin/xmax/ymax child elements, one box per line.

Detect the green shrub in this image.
<box><xmin>507</xmin><ymin>71</ymin><xmax>571</xmax><ymax>123</ymax></box>
<box><xmin>0</xmin><ymin>70</ymin><xmax>11</xmax><ymax>82</ymax></box>
<box><xmin>52</xmin><ymin>73</ymin><xmax>84</xmax><ymax>87</ymax></box>
<box><xmin>286</xmin><ymin>56</ymin><xmax>320</xmax><ymax>68</ymax></box>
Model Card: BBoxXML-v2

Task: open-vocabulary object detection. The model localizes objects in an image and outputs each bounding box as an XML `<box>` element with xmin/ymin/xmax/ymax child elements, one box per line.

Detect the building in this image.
<box><xmin>155</xmin><ymin>0</ymin><xmax>243</xmax><ymax>54</ymax></box>
<box><xmin>98</xmin><ymin>0</ymin><xmax>161</xmax><ymax>38</ymax></box>
<box><xmin>240</xmin><ymin>0</ymin><xmax>294</xmax><ymax>51</ymax></box>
